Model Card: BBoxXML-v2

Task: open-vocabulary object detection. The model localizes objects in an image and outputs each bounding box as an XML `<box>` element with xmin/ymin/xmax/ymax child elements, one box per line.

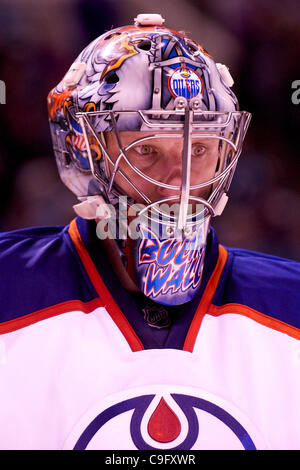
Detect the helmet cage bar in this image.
<box><xmin>78</xmin><ymin>114</ymin><xmax>152</xmax><ymax>205</ymax></box>
<box><xmin>79</xmin><ymin>112</ymin><xmax>212</xmax><ymax>228</ymax></box>
<box><xmin>77</xmin><ymin>109</ymin><xmax>249</xmax><ymax>191</ymax></box>
<box><xmin>178</xmin><ymin>106</ymin><xmax>193</xmax><ymax>229</ymax></box>
<box><xmin>150</xmin><ymin>56</ymin><xmax>210</xmax><ymax>70</ymax></box>
<box><xmin>107</xmin><ymin>111</ymin><xmax>134</xmax><ymax>194</ymax></box>
<box><xmin>77</xmin><ymin>109</ymin><xmax>251</xmax><ymax>229</ymax></box>
<box><xmin>77</xmin><ymin>108</ymin><xmax>238</xmax><ymax>129</ymax></box>
<box><xmin>106</xmin><ymin>133</ymin><xmax>238</xmax><ymax>190</ymax></box>
<box><xmin>137</xmin><ymin>109</ymin><xmax>233</xmax><ymax>129</ymax></box>
<box><xmin>140</xmin><ymin>169</ymin><xmax>231</xmax><ymax>230</ymax></box>
<box><xmin>138</xmin><ymin>195</ymin><xmax>215</xmax><ymax>223</ymax></box>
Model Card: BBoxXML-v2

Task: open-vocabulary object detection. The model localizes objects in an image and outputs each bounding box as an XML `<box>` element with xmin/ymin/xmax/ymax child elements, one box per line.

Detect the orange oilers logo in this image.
<box><xmin>168</xmin><ymin>66</ymin><xmax>203</xmax><ymax>100</ymax></box>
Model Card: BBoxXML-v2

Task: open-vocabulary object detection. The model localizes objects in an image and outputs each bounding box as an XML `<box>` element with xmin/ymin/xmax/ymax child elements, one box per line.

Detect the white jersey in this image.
<box><xmin>1</xmin><ymin>217</ymin><xmax>300</xmax><ymax>450</ymax></box>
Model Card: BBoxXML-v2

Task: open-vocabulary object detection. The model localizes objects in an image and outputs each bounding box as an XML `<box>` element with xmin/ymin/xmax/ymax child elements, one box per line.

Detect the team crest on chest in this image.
<box><xmin>63</xmin><ymin>385</ymin><xmax>267</xmax><ymax>450</ymax></box>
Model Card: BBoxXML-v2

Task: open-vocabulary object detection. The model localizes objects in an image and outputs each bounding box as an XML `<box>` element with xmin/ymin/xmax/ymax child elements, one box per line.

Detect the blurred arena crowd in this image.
<box><xmin>0</xmin><ymin>0</ymin><xmax>299</xmax><ymax>260</ymax></box>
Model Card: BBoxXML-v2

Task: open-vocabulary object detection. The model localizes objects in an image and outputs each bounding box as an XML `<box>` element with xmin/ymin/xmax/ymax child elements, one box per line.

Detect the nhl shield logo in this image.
<box><xmin>168</xmin><ymin>66</ymin><xmax>203</xmax><ymax>100</ymax></box>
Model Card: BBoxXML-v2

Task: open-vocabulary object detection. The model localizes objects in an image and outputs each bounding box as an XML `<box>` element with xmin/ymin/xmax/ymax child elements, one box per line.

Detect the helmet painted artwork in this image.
<box><xmin>47</xmin><ymin>14</ymin><xmax>251</xmax><ymax>306</ymax></box>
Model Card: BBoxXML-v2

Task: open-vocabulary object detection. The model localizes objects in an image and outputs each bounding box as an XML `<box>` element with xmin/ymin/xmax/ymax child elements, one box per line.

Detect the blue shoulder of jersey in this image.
<box><xmin>213</xmin><ymin>246</ymin><xmax>300</xmax><ymax>329</ymax></box>
<box><xmin>0</xmin><ymin>225</ymin><xmax>98</xmax><ymax>324</ymax></box>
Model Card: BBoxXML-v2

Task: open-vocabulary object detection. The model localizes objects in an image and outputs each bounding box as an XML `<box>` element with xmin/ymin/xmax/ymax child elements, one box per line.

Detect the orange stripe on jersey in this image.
<box><xmin>68</xmin><ymin>218</ymin><xmax>144</xmax><ymax>352</ymax></box>
<box><xmin>208</xmin><ymin>303</ymin><xmax>300</xmax><ymax>341</ymax></box>
<box><xmin>0</xmin><ymin>298</ymin><xmax>103</xmax><ymax>335</ymax></box>
<box><xmin>183</xmin><ymin>244</ymin><xmax>228</xmax><ymax>353</ymax></box>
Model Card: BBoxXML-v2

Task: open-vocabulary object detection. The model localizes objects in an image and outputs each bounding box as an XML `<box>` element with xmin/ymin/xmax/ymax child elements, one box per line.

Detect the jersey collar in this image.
<box><xmin>69</xmin><ymin>217</ymin><xmax>228</xmax><ymax>351</ymax></box>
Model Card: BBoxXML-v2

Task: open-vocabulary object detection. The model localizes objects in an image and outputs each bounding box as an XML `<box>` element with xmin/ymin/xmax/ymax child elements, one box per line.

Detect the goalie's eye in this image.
<box><xmin>191</xmin><ymin>143</ymin><xmax>206</xmax><ymax>157</ymax></box>
<box><xmin>133</xmin><ymin>144</ymin><xmax>157</xmax><ymax>156</ymax></box>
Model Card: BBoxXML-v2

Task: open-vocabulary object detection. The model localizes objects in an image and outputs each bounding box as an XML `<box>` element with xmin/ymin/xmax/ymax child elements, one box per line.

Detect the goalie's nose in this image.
<box><xmin>156</xmin><ymin>145</ymin><xmax>183</xmax><ymax>199</ymax></box>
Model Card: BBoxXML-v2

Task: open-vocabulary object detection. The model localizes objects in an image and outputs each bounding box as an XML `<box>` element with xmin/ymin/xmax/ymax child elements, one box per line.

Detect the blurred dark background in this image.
<box><xmin>0</xmin><ymin>0</ymin><xmax>299</xmax><ymax>259</ymax></box>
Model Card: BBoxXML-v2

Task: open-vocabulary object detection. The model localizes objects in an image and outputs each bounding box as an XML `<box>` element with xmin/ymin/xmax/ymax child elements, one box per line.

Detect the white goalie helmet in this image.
<box><xmin>48</xmin><ymin>14</ymin><xmax>251</xmax><ymax>306</ymax></box>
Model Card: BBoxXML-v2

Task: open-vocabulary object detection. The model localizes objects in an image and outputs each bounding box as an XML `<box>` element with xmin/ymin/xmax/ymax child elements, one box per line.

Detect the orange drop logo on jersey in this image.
<box><xmin>66</xmin><ymin>388</ymin><xmax>260</xmax><ymax>450</ymax></box>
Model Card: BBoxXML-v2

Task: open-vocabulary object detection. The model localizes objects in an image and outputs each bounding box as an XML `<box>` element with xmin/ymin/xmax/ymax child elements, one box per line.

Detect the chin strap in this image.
<box><xmin>214</xmin><ymin>193</ymin><xmax>229</xmax><ymax>216</ymax></box>
<box><xmin>73</xmin><ymin>195</ymin><xmax>112</xmax><ymax>220</ymax></box>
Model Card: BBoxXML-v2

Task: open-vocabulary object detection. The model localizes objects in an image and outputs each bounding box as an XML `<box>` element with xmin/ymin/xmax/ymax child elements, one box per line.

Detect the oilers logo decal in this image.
<box><xmin>63</xmin><ymin>386</ymin><xmax>266</xmax><ymax>450</ymax></box>
<box><xmin>168</xmin><ymin>66</ymin><xmax>203</xmax><ymax>100</ymax></box>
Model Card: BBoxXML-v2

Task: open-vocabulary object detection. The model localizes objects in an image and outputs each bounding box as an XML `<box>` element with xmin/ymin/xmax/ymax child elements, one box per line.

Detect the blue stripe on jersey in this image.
<box><xmin>212</xmin><ymin>247</ymin><xmax>300</xmax><ymax>329</ymax></box>
<box><xmin>0</xmin><ymin>224</ymin><xmax>98</xmax><ymax>324</ymax></box>
<box><xmin>2</xmin><ymin>217</ymin><xmax>300</xmax><ymax>341</ymax></box>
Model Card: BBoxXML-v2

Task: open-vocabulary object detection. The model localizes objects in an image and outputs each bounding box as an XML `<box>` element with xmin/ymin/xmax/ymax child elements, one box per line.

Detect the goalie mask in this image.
<box><xmin>48</xmin><ymin>14</ymin><xmax>251</xmax><ymax>306</ymax></box>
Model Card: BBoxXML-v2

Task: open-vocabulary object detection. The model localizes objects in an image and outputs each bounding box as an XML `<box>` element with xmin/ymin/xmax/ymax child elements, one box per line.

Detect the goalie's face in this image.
<box><xmin>104</xmin><ymin>131</ymin><xmax>221</xmax><ymax>207</ymax></box>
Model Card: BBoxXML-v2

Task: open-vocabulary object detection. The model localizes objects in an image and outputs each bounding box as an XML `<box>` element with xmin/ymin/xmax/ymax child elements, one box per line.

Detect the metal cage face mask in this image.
<box><xmin>77</xmin><ymin>108</ymin><xmax>250</xmax><ymax>230</ymax></box>
<box><xmin>48</xmin><ymin>15</ymin><xmax>251</xmax><ymax>305</ymax></box>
